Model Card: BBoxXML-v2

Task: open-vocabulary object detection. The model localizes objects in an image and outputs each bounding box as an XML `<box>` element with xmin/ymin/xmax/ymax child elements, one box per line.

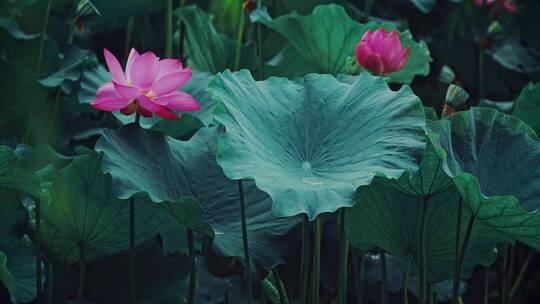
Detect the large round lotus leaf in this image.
<box><xmin>257</xmin><ymin>4</ymin><xmax>431</xmax><ymax>84</ymax></box>
<box><xmin>428</xmin><ymin>107</ymin><xmax>540</xmax><ymax>250</ymax></box>
<box><xmin>346</xmin><ymin>145</ymin><xmax>498</xmax><ymax>282</ymax></box>
<box><xmin>208</xmin><ymin>70</ymin><xmax>426</xmax><ymax>220</ymax></box>
<box><xmin>40</xmin><ymin>154</ymin><xmax>163</xmax><ymax>265</ymax></box>
<box><xmin>0</xmin><ymin>145</ymin><xmax>43</xmax><ymax>199</ymax></box>
<box><xmin>513</xmin><ymin>82</ymin><xmax>540</xmax><ymax>135</ymax></box>
<box><xmin>95</xmin><ymin>125</ymin><xmax>300</xmax><ymax>275</ymax></box>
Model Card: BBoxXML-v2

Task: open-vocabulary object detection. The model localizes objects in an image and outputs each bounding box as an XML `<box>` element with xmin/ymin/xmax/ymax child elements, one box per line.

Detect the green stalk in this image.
<box><xmin>452</xmin><ymin>211</ymin><xmax>476</xmax><ymax>304</ymax></box>
<box><xmin>452</xmin><ymin>199</ymin><xmax>463</xmax><ymax>304</ymax></box>
<box><xmin>363</xmin><ymin>0</ymin><xmax>375</xmax><ymax>21</ymax></box>
<box><xmin>402</xmin><ymin>254</ymin><xmax>412</xmax><ymax>304</ymax></box>
<box><xmin>35</xmin><ymin>199</ymin><xmax>42</xmax><ymax>304</ymax></box>
<box><xmin>478</xmin><ymin>48</ymin><xmax>485</xmax><ymax>101</ymax></box>
<box><xmin>310</xmin><ymin>216</ymin><xmax>322</xmax><ymax>303</ymax></box>
<box><xmin>256</xmin><ymin>0</ymin><xmax>264</xmax><ymax>78</ymax></box>
<box><xmin>24</xmin><ymin>0</ymin><xmax>53</xmax><ymax>143</ymax></box>
<box><xmin>124</xmin><ymin>17</ymin><xmax>135</xmax><ymax>64</ymax></box>
<box><xmin>77</xmin><ymin>245</ymin><xmax>86</xmax><ymax>304</ymax></box>
<box><xmin>178</xmin><ymin>0</ymin><xmax>188</xmax><ymax>60</ymax></box>
<box><xmin>428</xmin><ymin>283</ymin><xmax>436</xmax><ymax>304</ymax></box>
<box><xmin>484</xmin><ymin>267</ymin><xmax>490</xmax><ymax>304</ymax></box>
<box><xmin>47</xmin><ymin>263</ymin><xmax>53</xmax><ymax>304</ymax></box>
<box><xmin>129</xmin><ymin>197</ymin><xmax>136</xmax><ymax>304</ymax></box>
<box><xmin>419</xmin><ymin>199</ymin><xmax>429</xmax><ymax>304</ymax></box>
<box><xmin>353</xmin><ymin>252</ymin><xmax>365</xmax><ymax>304</ymax></box>
<box><xmin>380</xmin><ymin>249</ymin><xmax>388</xmax><ymax>304</ymax></box>
<box><xmin>165</xmin><ymin>0</ymin><xmax>173</xmax><ymax>57</ymax></box>
<box><xmin>238</xmin><ymin>180</ymin><xmax>253</xmax><ymax>304</ymax></box>
<box><xmin>272</xmin><ymin>268</ymin><xmax>288</xmax><ymax>304</ymax></box>
<box><xmin>336</xmin><ymin>208</ymin><xmax>349</xmax><ymax>304</ymax></box>
<box><xmin>501</xmin><ymin>246</ymin><xmax>509</xmax><ymax>304</ymax></box>
<box><xmin>187</xmin><ymin>229</ymin><xmax>196</xmax><ymax>304</ymax></box>
<box><xmin>508</xmin><ymin>251</ymin><xmax>535</xmax><ymax>303</ymax></box>
<box><xmin>299</xmin><ymin>215</ymin><xmax>311</xmax><ymax>304</ymax></box>
<box><xmin>233</xmin><ymin>7</ymin><xmax>246</xmax><ymax>71</ymax></box>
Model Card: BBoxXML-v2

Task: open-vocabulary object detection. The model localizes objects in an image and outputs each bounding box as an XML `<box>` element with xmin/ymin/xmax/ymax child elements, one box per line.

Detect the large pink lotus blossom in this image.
<box><xmin>91</xmin><ymin>48</ymin><xmax>200</xmax><ymax>120</ymax></box>
<box><xmin>354</xmin><ymin>28</ymin><xmax>410</xmax><ymax>76</ymax></box>
<box><xmin>473</xmin><ymin>0</ymin><xmax>517</xmax><ymax>13</ymax></box>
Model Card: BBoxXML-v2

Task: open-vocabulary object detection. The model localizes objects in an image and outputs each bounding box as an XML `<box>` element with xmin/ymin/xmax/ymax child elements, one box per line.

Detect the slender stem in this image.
<box><xmin>363</xmin><ymin>0</ymin><xmax>375</xmax><ymax>21</ymax></box>
<box><xmin>178</xmin><ymin>0</ymin><xmax>188</xmax><ymax>61</ymax></box>
<box><xmin>452</xmin><ymin>199</ymin><xmax>463</xmax><ymax>304</ymax></box>
<box><xmin>165</xmin><ymin>0</ymin><xmax>173</xmax><ymax>57</ymax></box>
<box><xmin>380</xmin><ymin>249</ymin><xmax>388</xmax><ymax>304</ymax></box>
<box><xmin>310</xmin><ymin>216</ymin><xmax>322</xmax><ymax>303</ymax></box>
<box><xmin>35</xmin><ymin>199</ymin><xmax>42</xmax><ymax>304</ymax></box>
<box><xmin>129</xmin><ymin>197</ymin><xmax>136</xmax><ymax>304</ymax></box>
<box><xmin>353</xmin><ymin>252</ymin><xmax>365</xmax><ymax>304</ymax></box>
<box><xmin>402</xmin><ymin>254</ymin><xmax>412</xmax><ymax>304</ymax></box>
<box><xmin>508</xmin><ymin>250</ymin><xmax>535</xmax><ymax>303</ymax></box>
<box><xmin>272</xmin><ymin>268</ymin><xmax>287</xmax><ymax>304</ymax></box>
<box><xmin>77</xmin><ymin>245</ymin><xmax>86</xmax><ymax>304</ymax></box>
<box><xmin>336</xmin><ymin>208</ymin><xmax>349</xmax><ymax>304</ymax></box>
<box><xmin>24</xmin><ymin>0</ymin><xmax>53</xmax><ymax>143</ymax></box>
<box><xmin>501</xmin><ymin>246</ymin><xmax>509</xmax><ymax>304</ymax></box>
<box><xmin>478</xmin><ymin>48</ymin><xmax>485</xmax><ymax>101</ymax></box>
<box><xmin>452</xmin><ymin>212</ymin><xmax>476</xmax><ymax>304</ymax></box>
<box><xmin>124</xmin><ymin>17</ymin><xmax>135</xmax><ymax>64</ymax></box>
<box><xmin>504</xmin><ymin>246</ymin><xmax>516</xmax><ymax>304</ymax></box>
<box><xmin>255</xmin><ymin>0</ymin><xmax>264</xmax><ymax>79</ymax></box>
<box><xmin>484</xmin><ymin>267</ymin><xmax>490</xmax><ymax>304</ymax></box>
<box><xmin>233</xmin><ymin>7</ymin><xmax>246</xmax><ymax>71</ymax></box>
<box><xmin>238</xmin><ymin>180</ymin><xmax>253</xmax><ymax>304</ymax></box>
<box><xmin>419</xmin><ymin>198</ymin><xmax>429</xmax><ymax>304</ymax></box>
<box><xmin>428</xmin><ymin>283</ymin><xmax>436</xmax><ymax>304</ymax></box>
<box><xmin>186</xmin><ymin>229</ymin><xmax>196</xmax><ymax>304</ymax></box>
<box><xmin>299</xmin><ymin>215</ymin><xmax>310</xmax><ymax>304</ymax></box>
<box><xmin>47</xmin><ymin>263</ymin><xmax>53</xmax><ymax>304</ymax></box>
<box><xmin>135</xmin><ymin>112</ymin><xmax>141</xmax><ymax>125</ymax></box>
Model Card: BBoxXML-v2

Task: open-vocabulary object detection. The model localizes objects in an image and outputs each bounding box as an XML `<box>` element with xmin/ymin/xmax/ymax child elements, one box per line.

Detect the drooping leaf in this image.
<box><xmin>487</xmin><ymin>39</ymin><xmax>540</xmax><ymax>75</ymax></box>
<box><xmin>0</xmin><ymin>146</ymin><xmax>43</xmax><ymax>199</ymax></box>
<box><xmin>513</xmin><ymin>82</ymin><xmax>540</xmax><ymax>134</ymax></box>
<box><xmin>40</xmin><ymin>154</ymin><xmax>163</xmax><ymax>266</ymax></box>
<box><xmin>95</xmin><ymin>125</ymin><xmax>300</xmax><ymax>276</ymax></box>
<box><xmin>346</xmin><ymin>143</ymin><xmax>498</xmax><ymax>282</ymax></box>
<box><xmin>176</xmin><ymin>5</ymin><xmax>258</xmax><ymax>74</ymax></box>
<box><xmin>428</xmin><ymin>107</ymin><xmax>540</xmax><ymax>250</ymax></box>
<box><xmin>209</xmin><ymin>70</ymin><xmax>426</xmax><ymax>220</ymax></box>
<box><xmin>39</xmin><ymin>46</ymin><xmax>97</xmax><ymax>89</ymax></box>
<box><xmin>257</xmin><ymin>4</ymin><xmax>431</xmax><ymax>83</ymax></box>
<box><xmin>409</xmin><ymin>0</ymin><xmax>437</xmax><ymax>13</ymax></box>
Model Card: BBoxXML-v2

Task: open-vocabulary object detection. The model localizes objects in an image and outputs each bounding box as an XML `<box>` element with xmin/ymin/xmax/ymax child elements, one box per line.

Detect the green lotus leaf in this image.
<box><xmin>39</xmin><ymin>46</ymin><xmax>97</xmax><ymax>89</ymax></box>
<box><xmin>176</xmin><ymin>5</ymin><xmax>258</xmax><ymax>74</ymax></box>
<box><xmin>209</xmin><ymin>70</ymin><xmax>426</xmax><ymax>219</ymax></box>
<box><xmin>346</xmin><ymin>143</ymin><xmax>498</xmax><ymax>282</ymax></box>
<box><xmin>428</xmin><ymin>107</ymin><xmax>540</xmax><ymax>250</ymax></box>
<box><xmin>0</xmin><ymin>145</ymin><xmax>43</xmax><ymax>199</ymax></box>
<box><xmin>513</xmin><ymin>82</ymin><xmax>540</xmax><ymax>134</ymax></box>
<box><xmin>40</xmin><ymin>154</ymin><xmax>163</xmax><ymax>266</ymax></box>
<box><xmin>95</xmin><ymin>125</ymin><xmax>300</xmax><ymax>275</ymax></box>
<box><xmin>79</xmin><ymin>64</ymin><xmax>215</xmax><ymax>133</ymax></box>
<box><xmin>258</xmin><ymin>4</ymin><xmax>431</xmax><ymax>84</ymax></box>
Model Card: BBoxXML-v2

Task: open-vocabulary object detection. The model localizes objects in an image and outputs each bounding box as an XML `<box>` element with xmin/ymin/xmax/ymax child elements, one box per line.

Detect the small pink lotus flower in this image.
<box><xmin>354</xmin><ymin>28</ymin><xmax>410</xmax><ymax>76</ymax></box>
<box><xmin>91</xmin><ymin>48</ymin><xmax>200</xmax><ymax>120</ymax></box>
<box><xmin>473</xmin><ymin>0</ymin><xmax>517</xmax><ymax>13</ymax></box>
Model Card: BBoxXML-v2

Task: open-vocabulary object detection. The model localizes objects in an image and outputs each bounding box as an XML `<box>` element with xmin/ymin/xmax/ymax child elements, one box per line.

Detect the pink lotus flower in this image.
<box><xmin>91</xmin><ymin>48</ymin><xmax>200</xmax><ymax>120</ymax></box>
<box><xmin>354</xmin><ymin>28</ymin><xmax>410</xmax><ymax>76</ymax></box>
<box><xmin>473</xmin><ymin>0</ymin><xmax>517</xmax><ymax>13</ymax></box>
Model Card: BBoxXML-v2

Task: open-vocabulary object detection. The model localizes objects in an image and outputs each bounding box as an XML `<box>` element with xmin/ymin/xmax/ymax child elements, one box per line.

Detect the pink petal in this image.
<box><xmin>158</xmin><ymin>59</ymin><xmax>183</xmax><ymax>78</ymax></box>
<box><xmin>155</xmin><ymin>107</ymin><xmax>180</xmax><ymax>120</ymax></box>
<box><xmin>125</xmin><ymin>48</ymin><xmax>140</xmax><ymax>82</ymax></box>
<box><xmin>386</xmin><ymin>46</ymin><xmax>410</xmax><ymax>73</ymax></box>
<box><xmin>91</xmin><ymin>97</ymin><xmax>132</xmax><ymax>111</ymax></box>
<box><xmin>502</xmin><ymin>0</ymin><xmax>517</xmax><ymax>12</ymax></box>
<box><xmin>355</xmin><ymin>43</ymin><xmax>374</xmax><ymax>68</ymax></box>
<box><xmin>138</xmin><ymin>107</ymin><xmax>153</xmax><ymax>117</ymax></box>
<box><xmin>364</xmin><ymin>54</ymin><xmax>386</xmax><ymax>75</ymax></box>
<box><xmin>103</xmin><ymin>48</ymin><xmax>126</xmax><ymax>84</ymax></box>
<box><xmin>130</xmin><ymin>51</ymin><xmax>159</xmax><ymax>89</ymax></box>
<box><xmin>138</xmin><ymin>95</ymin><xmax>163</xmax><ymax>112</ymax></box>
<box><xmin>155</xmin><ymin>91</ymin><xmax>200</xmax><ymax>111</ymax></box>
<box><xmin>113</xmin><ymin>81</ymin><xmax>140</xmax><ymax>99</ymax></box>
<box><xmin>150</xmin><ymin>68</ymin><xmax>192</xmax><ymax>96</ymax></box>
<box><xmin>96</xmin><ymin>82</ymin><xmax>118</xmax><ymax>98</ymax></box>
